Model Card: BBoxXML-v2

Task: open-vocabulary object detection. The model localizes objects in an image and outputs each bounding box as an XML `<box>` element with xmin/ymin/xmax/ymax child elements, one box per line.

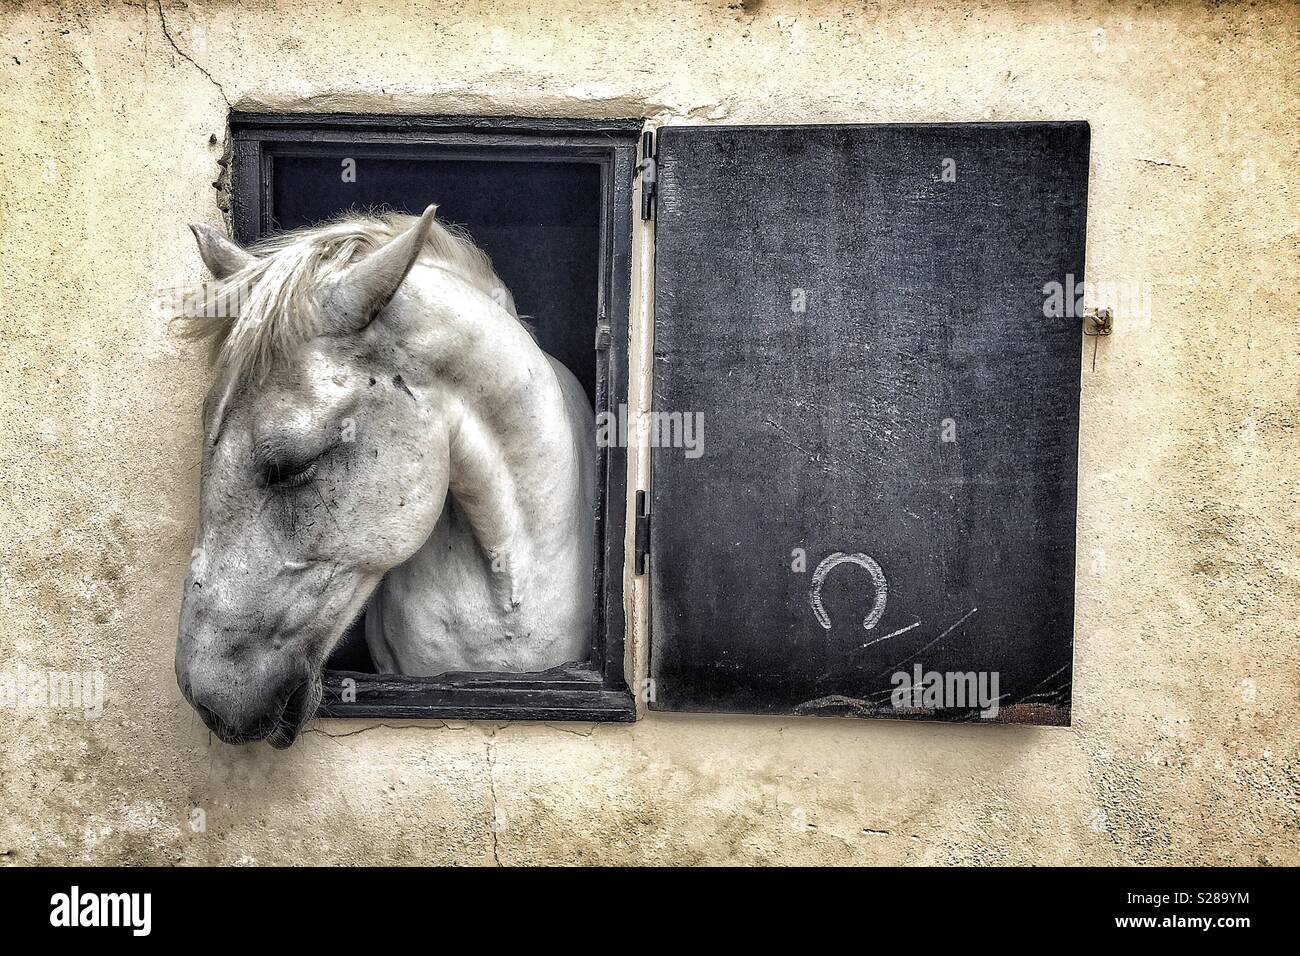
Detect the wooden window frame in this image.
<box><xmin>228</xmin><ymin>112</ymin><xmax>641</xmax><ymax>722</ymax></box>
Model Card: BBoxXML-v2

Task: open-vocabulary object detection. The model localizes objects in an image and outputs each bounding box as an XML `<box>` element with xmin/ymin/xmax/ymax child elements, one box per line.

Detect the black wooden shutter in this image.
<box><xmin>647</xmin><ymin>122</ymin><xmax>1089</xmax><ymax>724</ymax></box>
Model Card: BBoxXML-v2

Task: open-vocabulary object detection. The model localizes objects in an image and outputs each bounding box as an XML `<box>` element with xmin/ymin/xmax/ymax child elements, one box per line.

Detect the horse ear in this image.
<box><xmin>331</xmin><ymin>205</ymin><xmax>437</xmax><ymax>331</ymax></box>
<box><xmin>190</xmin><ymin>223</ymin><xmax>255</xmax><ymax>279</ymax></box>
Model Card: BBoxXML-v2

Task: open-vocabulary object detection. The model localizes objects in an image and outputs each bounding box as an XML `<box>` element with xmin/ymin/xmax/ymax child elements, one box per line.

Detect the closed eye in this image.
<box><xmin>255</xmin><ymin>427</ymin><xmax>344</xmax><ymax>490</ymax></box>
<box><xmin>267</xmin><ymin>457</ymin><xmax>320</xmax><ymax>489</ymax></box>
<box><xmin>262</xmin><ymin>445</ymin><xmax>335</xmax><ymax>489</ymax></box>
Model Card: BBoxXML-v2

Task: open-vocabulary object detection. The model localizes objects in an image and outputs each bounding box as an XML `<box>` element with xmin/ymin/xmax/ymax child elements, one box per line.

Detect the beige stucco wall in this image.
<box><xmin>1</xmin><ymin>0</ymin><xmax>1296</xmax><ymax>866</ymax></box>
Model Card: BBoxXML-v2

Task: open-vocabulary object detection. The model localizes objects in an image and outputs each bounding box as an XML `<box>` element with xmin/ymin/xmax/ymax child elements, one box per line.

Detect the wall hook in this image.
<box><xmin>1082</xmin><ymin>306</ymin><xmax>1113</xmax><ymax>336</ymax></box>
<box><xmin>1082</xmin><ymin>307</ymin><xmax>1113</xmax><ymax>371</ymax></box>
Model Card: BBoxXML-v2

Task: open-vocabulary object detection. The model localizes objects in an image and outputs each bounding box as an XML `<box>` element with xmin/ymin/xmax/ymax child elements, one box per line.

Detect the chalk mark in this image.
<box><xmin>861</xmin><ymin>620</ymin><xmax>920</xmax><ymax>649</ymax></box>
<box><xmin>875</xmin><ymin>606</ymin><xmax>979</xmax><ymax>678</ymax></box>
<box><xmin>809</xmin><ymin>552</ymin><xmax>888</xmax><ymax>632</ymax></box>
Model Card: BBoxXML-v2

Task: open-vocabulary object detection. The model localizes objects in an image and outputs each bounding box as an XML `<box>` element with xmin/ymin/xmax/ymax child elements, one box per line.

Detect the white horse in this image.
<box><xmin>174</xmin><ymin>207</ymin><xmax>594</xmax><ymax>747</ymax></box>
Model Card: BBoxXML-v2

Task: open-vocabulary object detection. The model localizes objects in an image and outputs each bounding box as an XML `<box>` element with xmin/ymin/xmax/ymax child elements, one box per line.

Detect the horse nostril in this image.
<box><xmin>192</xmin><ymin>701</ymin><xmax>224</xmax><ymax>734</ymax></box>
<box><xmin>280</xmin><ymin>679</ymin><xmax>313</xmax><ymax>723</ymax></box>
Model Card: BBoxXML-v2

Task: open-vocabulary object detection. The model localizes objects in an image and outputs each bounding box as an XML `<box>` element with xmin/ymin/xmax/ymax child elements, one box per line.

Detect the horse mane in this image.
<box><xmin>174</xmin><ymin>208</ymin><xmax>523</xmax><ymax>383</ymax></box>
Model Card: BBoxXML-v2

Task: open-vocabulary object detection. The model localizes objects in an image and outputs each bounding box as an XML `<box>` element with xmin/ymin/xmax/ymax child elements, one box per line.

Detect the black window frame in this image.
<box><xmin>228</xmin><ymin>112</ymin><xmax>640</xmax><ymax>722</ymax></box>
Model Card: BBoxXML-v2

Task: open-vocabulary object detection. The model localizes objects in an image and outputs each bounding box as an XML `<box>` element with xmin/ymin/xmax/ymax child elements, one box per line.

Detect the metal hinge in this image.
<box><xmin>636</xmin><ymin>130</ymin><xmax>657</xmax><ymax>221</ymax></box>
<box><xmin>634</xmin><ymin>490</ymin><xmax>651</xmax><ymax>575</ymax></box>
<box><xmin>595</xmin><ymin>310</ymin><xmax>611</xmax><ymax>351</ymax></box>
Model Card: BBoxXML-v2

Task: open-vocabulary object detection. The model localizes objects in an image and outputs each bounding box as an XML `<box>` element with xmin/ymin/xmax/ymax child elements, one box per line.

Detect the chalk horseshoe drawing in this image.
<box><xmin>809</xmin><ymin>552</ymin><xmax>888</xmax><ymax>631</ymax></box>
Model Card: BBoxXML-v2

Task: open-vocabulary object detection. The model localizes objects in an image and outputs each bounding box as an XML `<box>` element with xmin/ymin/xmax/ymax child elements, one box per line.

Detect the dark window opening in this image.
<box><xmin>271</xmin><ymin>156</ymin><xmax>602</xmax><ymax>407</ymax></box>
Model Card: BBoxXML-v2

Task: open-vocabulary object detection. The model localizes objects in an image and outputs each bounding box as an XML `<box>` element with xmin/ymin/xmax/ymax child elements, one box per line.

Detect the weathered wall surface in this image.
<box><xmin>1</xmin><ymin>0</ymin><xmax>1295</xmax><ymax>865</ymax></box>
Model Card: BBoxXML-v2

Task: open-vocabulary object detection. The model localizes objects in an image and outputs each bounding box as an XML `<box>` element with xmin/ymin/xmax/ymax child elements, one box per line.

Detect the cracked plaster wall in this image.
<box><xmin>0</xmin><ymin>0</ymin><xmax>1296</xmax><ymax>865</ymax></box>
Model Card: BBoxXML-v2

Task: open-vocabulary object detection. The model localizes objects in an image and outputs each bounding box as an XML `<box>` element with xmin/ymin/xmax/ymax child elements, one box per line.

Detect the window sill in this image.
<box><xmin>318</xmin><ymin>662</ymin><xmax>637</xmax><ymax>722</ymax></box>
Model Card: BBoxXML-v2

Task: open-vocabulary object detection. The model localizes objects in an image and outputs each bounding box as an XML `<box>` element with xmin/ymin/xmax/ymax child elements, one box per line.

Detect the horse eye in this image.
<box><xmin>264</xmin><ymin>455</ymin><xmax>321</xmax><ymax>489</ymax></box>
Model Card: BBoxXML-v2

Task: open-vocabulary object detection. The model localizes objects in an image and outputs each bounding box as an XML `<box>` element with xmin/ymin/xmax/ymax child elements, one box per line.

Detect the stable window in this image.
<box><xmin>229</xmin><ymin>115</ymin><xmax>1089</xmax><ymax>727</ymax></box>
<box><xmin>230</xmin><ymin>114</ymin><xmax>639</xmax><ymax>721</ymax></box>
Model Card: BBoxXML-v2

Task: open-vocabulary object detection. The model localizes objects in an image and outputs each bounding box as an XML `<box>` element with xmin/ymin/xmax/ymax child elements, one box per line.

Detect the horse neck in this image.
<box><xmin>401</xmin><ymin>266</ymin><xmax>584</xmax><ymax>574</ymax></box>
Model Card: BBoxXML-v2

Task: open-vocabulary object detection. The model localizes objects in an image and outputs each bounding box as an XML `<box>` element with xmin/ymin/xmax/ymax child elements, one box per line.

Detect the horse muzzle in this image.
<box><xmin>176</xmin><ymin>632</ymin><xmax>320</xmax><ymax>748</ymax></box>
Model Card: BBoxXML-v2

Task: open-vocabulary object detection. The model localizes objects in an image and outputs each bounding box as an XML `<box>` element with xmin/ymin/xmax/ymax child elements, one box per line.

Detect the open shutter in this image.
<box><xmin>647</xmin><ymin>122</ymin><xmax>1090</xmax><ymax>724</ymax></box>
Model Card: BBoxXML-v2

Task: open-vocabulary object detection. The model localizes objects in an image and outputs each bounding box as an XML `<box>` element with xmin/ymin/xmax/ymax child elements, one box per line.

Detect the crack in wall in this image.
<box><xmin>306</xmin><ymin>719</ymin><xmax>508</xmax><ymax>866</ymax></box>
<box><xmin>542</xmin><ymin>722</ymin><xmax>597</xmax><ymax>737</ymax></box>
<box><xmin>485</xmin><ymin>726</ymin><xmax>503</xmax><ymax>867</ymax></box>
<box><xmin>155</xmin><ymin>0</ymin><xmax>230</xmax><ymax>107</ymax></box>
<box><xmin>303</xmin><ymin>722</ymin><xmax>459</xmax><ymax>740</ymax></box>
